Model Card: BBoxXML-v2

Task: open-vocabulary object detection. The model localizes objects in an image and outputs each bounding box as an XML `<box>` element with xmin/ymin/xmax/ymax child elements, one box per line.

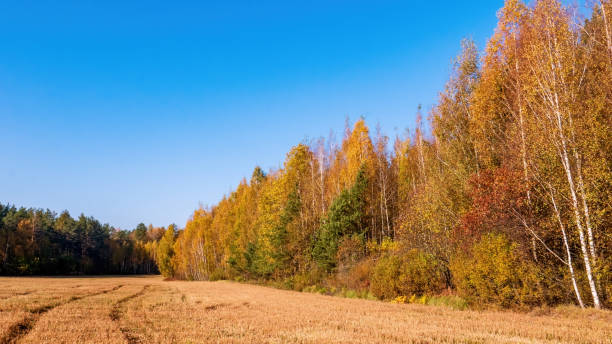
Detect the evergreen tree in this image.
<box><xmin>313</xmin><ymin>166</ymin><xmax>367</xmax><ymax>272</ymax></box>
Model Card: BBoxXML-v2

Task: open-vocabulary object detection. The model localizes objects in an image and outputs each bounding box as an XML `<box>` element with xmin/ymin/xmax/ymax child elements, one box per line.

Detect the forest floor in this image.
<box><xmin>0</xmin><ymin>276</ymin><xmax>610</xmax><ymax>344</ymax></box>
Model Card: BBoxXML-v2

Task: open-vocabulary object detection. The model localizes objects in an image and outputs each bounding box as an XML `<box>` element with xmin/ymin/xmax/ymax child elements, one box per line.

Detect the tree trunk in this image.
<box><xmin>557</xmin><ymin>124</ymin><xmax>601</xmax><ymax>309</ymax></box>
<box><xmin>574</xmin><ymin>151</ymin><xmax>596</xmax><ymax>260</ymax></box>
<box><xmin>549</xmin><ymin>187</ymin><xmax>585</xmax><ymax>308</ymax></box>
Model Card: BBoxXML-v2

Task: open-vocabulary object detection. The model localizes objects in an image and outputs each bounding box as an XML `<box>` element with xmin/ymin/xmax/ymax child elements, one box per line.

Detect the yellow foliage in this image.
<box><xmin>391</xmin><ymin>295</ymin><xmax>407</xmax><ymax>304</ymax></box>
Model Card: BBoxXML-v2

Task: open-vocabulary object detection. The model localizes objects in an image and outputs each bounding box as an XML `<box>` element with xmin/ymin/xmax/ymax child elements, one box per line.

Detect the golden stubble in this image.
<box><xmin>0</xmin><ymin>276</ymin><xmax>609</xmax><ymax>344</ymax></box>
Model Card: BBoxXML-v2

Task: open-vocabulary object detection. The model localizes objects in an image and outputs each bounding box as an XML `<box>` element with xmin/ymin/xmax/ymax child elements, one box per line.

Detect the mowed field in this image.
<box><xmin>0</xmin><ymin>276</ymin><xmax>610</xmax><ymax>344</ymax></box>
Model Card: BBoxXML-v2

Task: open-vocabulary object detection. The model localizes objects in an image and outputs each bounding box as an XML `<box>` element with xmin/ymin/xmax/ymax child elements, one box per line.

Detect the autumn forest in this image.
<box><xmin>2</xmin><ymin>0</ymin><xmax>611</xmax><ymax>311</ymax></box>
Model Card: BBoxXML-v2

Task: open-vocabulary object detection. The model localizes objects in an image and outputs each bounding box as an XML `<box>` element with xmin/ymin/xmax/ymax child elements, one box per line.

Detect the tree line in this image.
<box><xmin>0</xmin><ymin>204</ymin><xmax>164</xmax><ymax>275</ymax></box>
<box><xmin>158</xmin><ymin>0</ymin><xmax>611</xmax><ymax>309</ymax></box>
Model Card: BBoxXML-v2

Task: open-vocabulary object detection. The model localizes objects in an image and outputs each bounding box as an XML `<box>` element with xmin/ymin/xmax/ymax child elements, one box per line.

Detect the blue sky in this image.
<box><xmin>1</xmin><ymin>1</ymin><xmax>503</xmax><ymax>229</ymax></box>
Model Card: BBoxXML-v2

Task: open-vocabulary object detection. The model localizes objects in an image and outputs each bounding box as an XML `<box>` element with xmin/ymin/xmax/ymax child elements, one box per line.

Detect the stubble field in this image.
<box><xmin>0</xmin><ymin>276</ymin><xmax>610</xmax><ymax>344</ymax></box>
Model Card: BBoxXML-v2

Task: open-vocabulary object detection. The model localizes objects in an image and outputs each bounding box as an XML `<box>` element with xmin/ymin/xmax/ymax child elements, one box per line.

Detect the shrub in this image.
<box><xmin>397</xmin><ymin>250</ymin><xmax>447</xmax><ymax>296</ymax></box>
<box><xmin>370</xmin><ymin>255</ymin><xmax>402</xmax><ymax>299</ymax></box>
<box><xmin>346</xmin><ymin>258</ymin><xmax>375</xmax><ymax>291</ymax></box>
<box><xmin>450</xmin><ymin>233</ymin><xmax>542</xmax><ymax>308</ymax></box>
<box><xmin>287</xmin><ymin>267</ymin><xmax>326</xmax><ymax>291</ymax></box>
<box><xmin>370</xmin><ymin>249</ymin><xmax>447</xmax><ymax>300</ymax></box>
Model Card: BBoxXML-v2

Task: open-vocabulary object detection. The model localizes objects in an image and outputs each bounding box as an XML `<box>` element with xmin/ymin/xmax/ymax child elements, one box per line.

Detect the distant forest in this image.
<box><xmin>0</xmin><ymin>204</ymin><xmax>162</xmax><ymax>275</ymax></box>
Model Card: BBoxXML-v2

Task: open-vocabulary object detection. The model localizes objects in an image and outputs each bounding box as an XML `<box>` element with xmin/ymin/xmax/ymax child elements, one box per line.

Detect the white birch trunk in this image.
<box><xmin>554</xmin><ymin>108</ymin><xmax>600</xmax><ymax>308</ymax></box>
<box><xmin>549</xmin><ymin>187</ymin><xmax>585</xmax><ymax>308</ymax></box>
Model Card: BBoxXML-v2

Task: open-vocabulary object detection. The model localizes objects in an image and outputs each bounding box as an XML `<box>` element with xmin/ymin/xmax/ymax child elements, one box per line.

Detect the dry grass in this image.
<box><xmin>0</xmin><ymin>276</ymin><xmax>610</xmax><ymax>343</ymax></box>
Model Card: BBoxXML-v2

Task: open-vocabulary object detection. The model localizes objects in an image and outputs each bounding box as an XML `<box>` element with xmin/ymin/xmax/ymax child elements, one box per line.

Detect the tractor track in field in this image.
<box><xmin>0</xmin><ymin>285</ymin><xmax>123</xmax><ymax>344</ymax></box>
<box><xmin>110</xmin><ymin>285</ymin><xmax>151</xmax><ymax>344</ymax></box>
<box><xmin>0</xmin><ymin>291</ymin><xmax>32</xmax><ymax>301</ymax></box>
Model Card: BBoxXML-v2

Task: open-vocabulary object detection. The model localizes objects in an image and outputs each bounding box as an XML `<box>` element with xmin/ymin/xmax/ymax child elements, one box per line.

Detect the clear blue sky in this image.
<box><xmin>1</xmin><ymin>1</ymin><xmax>503</xmax><ymax>230</ymax></box>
